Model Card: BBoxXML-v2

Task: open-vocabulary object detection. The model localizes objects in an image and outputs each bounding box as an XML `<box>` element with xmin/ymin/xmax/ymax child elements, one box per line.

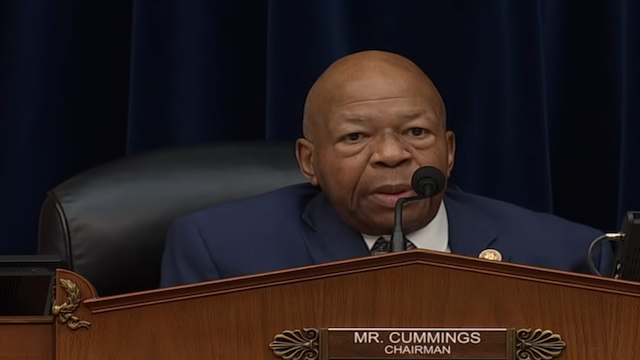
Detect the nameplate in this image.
<box><xmin>269</xmin><ymin>327</ymin><xmax>566</xmax><ymax>360</ymax></box>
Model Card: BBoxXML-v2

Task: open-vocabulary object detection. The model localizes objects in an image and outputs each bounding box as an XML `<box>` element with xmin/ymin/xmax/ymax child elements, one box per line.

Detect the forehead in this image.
<box><xmin>333</xmin><ymin>69</ymin><xmax>425</xmax><ymax>103</ymax></box>
<box><xmin>305</xmin><ymin>60</ymin><xmax>445</xmax><ymax>137</ymax></box>
<box><xmin>333</xmin><ymin>98</ymin><xmax>435</xmax><ymax>123</ymax></box>
<box><xmin>325</xmin><ymin>74</ymin><xmax>441</xmax><ymax>124</ymax></box>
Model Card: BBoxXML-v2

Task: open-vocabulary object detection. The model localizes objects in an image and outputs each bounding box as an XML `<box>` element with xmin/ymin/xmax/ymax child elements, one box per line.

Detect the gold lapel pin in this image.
<box><xmin>479</xmin><ymin>249</ymin><xmax>503</xmax><ymax>261</ymax></box>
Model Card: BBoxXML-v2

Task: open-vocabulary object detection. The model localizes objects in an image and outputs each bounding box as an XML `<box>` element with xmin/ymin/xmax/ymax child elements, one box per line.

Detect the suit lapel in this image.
<box><xmin>443</xmin><ymin>190</ymin><xmax>509</xmax><ymax>262</ymax></box>
<box><xmin>301</xmin><ymin>190</ymin><xmax>370</xmax><ymax>264</ymax></box>
<box><xmin>300</xmin><ymin>188</ymin><xmax>509</xmax><ymax>264</ymax></box>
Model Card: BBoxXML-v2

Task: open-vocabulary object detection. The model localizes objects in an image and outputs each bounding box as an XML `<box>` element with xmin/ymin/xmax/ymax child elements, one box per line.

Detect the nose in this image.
<box><xmin>370</xmin><ymin>134</ymin><xmax>412</xmax><ymax>168</ymax></box>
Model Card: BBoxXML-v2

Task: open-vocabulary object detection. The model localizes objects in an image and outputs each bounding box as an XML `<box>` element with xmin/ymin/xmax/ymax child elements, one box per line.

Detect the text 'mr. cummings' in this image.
<box><xmin>354</xmin><ymin>331</ymin><xmax>482</xmax><ymax>356</ymax></box>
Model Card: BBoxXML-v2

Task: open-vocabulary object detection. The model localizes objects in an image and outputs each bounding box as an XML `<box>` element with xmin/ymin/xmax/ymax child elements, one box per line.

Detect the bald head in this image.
<box><xmin>295</xmin><ymin>50</ymin><xmax>455</xmax><ymax>236</ymax></box>
<box><xmin>302</xmin><ymin>50</ymin><xmax>446</xmax><ymax>140</ymax></box>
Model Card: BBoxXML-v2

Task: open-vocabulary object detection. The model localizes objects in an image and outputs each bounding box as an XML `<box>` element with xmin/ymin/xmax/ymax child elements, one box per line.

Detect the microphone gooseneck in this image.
<box><xmin>390</xmin><ymin>196</ymin><xmax>422</xmax><ymax>252</ymax></box>
<box><xmin>390</xmin><ymin>166</ymin><xmax>446</xmax><ymax>252</ymax></box>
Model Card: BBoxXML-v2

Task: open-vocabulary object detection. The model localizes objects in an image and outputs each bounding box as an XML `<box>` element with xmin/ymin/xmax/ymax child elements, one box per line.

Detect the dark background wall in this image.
<box><xmin>1</xmin><ymin>0</ymin><xmax>639</xmax><ymax>254</ymax></box>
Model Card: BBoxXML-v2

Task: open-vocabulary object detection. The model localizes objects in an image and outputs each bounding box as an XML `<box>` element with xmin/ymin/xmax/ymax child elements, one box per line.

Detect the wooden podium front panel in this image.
<box><xmin>0</xmin><ymin>317</ymin><xmax>53</xmax><ymax>360</ymax></box>
<box><xmin>56</xmin><ymin>254</ymin><xmax>640</xmax><ymax>360</ymax></box>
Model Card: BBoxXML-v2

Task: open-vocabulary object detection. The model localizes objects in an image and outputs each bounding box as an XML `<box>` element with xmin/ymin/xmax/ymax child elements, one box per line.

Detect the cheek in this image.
<box><xmin>317</xmin><ymin>154</ymin><xmax>368</xmax><ymax>194</ymax></box>
<box><xmin>413</xmin><ymin>142</ymin><xmax>449</xmax><ymax>168</ymax></box>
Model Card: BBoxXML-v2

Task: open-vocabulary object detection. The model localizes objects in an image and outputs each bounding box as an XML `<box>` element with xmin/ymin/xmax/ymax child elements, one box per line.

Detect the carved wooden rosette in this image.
<box><xmin>269</xmin><ymin>328</ymin><xmax>320</xmax><ymax>360</ymax></box>
<box><xmin>52</xmin><ymin>269</ymin><xmax>98</xmax><ymax>331</ymax></box>
<box><xmin>516</xmin><ymin>329</ymin><xmax>566</xmax><ymax>360</ymax></box>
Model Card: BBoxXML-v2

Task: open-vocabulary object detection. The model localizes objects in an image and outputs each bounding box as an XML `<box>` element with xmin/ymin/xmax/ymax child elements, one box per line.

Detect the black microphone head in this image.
<box><xmin>411</xmin><ymin>166</ymin><xmax>446</xmax><ymax>197</ymax></box>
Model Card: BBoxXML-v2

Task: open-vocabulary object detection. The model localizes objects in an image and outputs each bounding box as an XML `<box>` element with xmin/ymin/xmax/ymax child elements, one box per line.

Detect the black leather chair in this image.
<box><xmin>37</xmin><ymin>142</ymin><xmax>306</xmax><ymax>297</ymax></box>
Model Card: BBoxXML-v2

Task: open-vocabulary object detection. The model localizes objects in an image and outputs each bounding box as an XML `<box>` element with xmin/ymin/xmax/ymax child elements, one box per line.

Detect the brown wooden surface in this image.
<box><xmin>53</xmin><ymin>250</ymin><xmax>640</xmax><ymax>360</ymax></box>
<box><xmin>0</xmin><ymin>317</ymin><xmax>53</xmax><ymax>360</ymax></box>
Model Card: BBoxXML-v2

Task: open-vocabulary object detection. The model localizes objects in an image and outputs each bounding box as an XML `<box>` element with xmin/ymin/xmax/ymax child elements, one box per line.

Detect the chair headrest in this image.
<box><xmin>38</xmin><ymin>142</ymin><xmax>306</xmax><ymax>296</ymax></box>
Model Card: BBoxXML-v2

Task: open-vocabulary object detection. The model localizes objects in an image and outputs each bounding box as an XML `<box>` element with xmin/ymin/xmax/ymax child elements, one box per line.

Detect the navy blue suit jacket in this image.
<box><xmin>160</xmin><ymin>183</ymin><xmax>614</xmax><ymax>287</ymax></box>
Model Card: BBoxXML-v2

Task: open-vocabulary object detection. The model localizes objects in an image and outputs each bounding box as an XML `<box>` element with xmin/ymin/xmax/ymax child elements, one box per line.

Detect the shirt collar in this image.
<box><xmin>361</xmin><ymin>200</ymin><xmax>450</xmax><ymax>252</ymax></box>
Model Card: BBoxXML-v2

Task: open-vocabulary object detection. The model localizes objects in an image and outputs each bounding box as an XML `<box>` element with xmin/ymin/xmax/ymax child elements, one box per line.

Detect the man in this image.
<box><xmin>160</xmin><ymin>50</ymin><xmax>614</xmax><ymax>287</ymax></box>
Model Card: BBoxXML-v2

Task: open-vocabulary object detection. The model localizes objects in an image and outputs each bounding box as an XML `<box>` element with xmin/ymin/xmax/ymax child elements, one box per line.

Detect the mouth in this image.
<box><xmin>368</xmin><ymin>185</ymin><xmax>415</xmax><ymax>208</ymax></box>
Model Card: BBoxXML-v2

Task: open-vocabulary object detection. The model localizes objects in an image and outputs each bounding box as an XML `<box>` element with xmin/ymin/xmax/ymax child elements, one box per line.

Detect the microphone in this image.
<box><xmin>412</xmin><ymin>166</ymin><xmax>447</xmax><ymax>198</ymax></box>
<box><xmin>390</xmin><ymin>166</ymin><xmax>446</xmax><ymax>252</ymax></box>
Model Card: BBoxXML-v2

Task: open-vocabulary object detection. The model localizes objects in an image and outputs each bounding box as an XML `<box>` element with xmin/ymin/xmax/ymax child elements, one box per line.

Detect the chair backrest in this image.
<box><xmin>37</xmin><ymin>142</ymin><xmax>306</xmax><ymax>296</ymax></box>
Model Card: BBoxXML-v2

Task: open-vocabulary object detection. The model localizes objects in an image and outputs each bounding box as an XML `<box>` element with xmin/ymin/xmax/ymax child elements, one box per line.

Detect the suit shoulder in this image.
<box><xmin>164</xmin><ymin>183</ymin><xmax>320</xmax><ymax>280</ymax></box>
<box><xmin>179</xmin><ymin>182</ymin><xmax>318</xmax><ymax>227</ymax></box>
<box><xmin>444</xmin><ymin>190</ymin><xmax>615</xmax><ymax>274</ymax></box>
<box><xmin>445</xmin><ymin>190</ymin><xmax>602</xmax><ymax>237</ymax></box>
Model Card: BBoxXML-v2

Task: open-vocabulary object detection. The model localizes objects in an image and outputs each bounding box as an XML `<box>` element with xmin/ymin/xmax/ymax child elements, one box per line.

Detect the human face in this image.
<box><xmin>299</xmin><ymin>70</ymin><xmax>455</xmax><ymax>235</ymax></box>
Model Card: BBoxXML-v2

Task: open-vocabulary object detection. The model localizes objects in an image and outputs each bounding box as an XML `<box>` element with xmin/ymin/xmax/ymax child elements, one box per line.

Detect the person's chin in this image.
<box><xmin>368</xmin><ymin>202</ymin><xmax>429</xmax><ymax>232</ymax></box>
<box><xmin>356</xmin><ymin>208</ymin><xmax>395</xmax><ymax>234</ymax></box>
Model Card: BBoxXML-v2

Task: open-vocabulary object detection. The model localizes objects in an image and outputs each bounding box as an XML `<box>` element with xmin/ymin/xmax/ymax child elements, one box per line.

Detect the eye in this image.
<box><xmin>408</xmin><ymin>128</ymin><xmax>428</xmax><ymax>137</ymax></box>
<box><xmin>344</xmin><ymin>133</ymin><xmax>363</xmax><ymax>142</ymax></box>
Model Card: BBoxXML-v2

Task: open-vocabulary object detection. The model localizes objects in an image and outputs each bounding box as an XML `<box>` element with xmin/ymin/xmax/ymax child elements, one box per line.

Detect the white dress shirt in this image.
<box><xmin>361</xmin><ymin>200</ymin><xmax>451</xmax><ymax>253</ymax></box>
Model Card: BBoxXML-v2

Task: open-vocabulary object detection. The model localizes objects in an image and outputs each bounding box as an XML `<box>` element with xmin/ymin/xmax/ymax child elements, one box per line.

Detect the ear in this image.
<box><xmin>445</xmin><ymin>131</ymin><xmax>456</xmax><ymax>177</ymax></box>
<box><xmin>295</xmin><ymin>138</ymin><xmax>318</xmax><ymax>185</ymax></box>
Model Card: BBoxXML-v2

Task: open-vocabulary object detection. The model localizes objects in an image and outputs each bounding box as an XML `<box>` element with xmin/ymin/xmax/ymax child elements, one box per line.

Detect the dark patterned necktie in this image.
<box><xmin>370</xmin><ymin>236</ymin><xmax>417</xmax><ymax>255</ymax></box>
